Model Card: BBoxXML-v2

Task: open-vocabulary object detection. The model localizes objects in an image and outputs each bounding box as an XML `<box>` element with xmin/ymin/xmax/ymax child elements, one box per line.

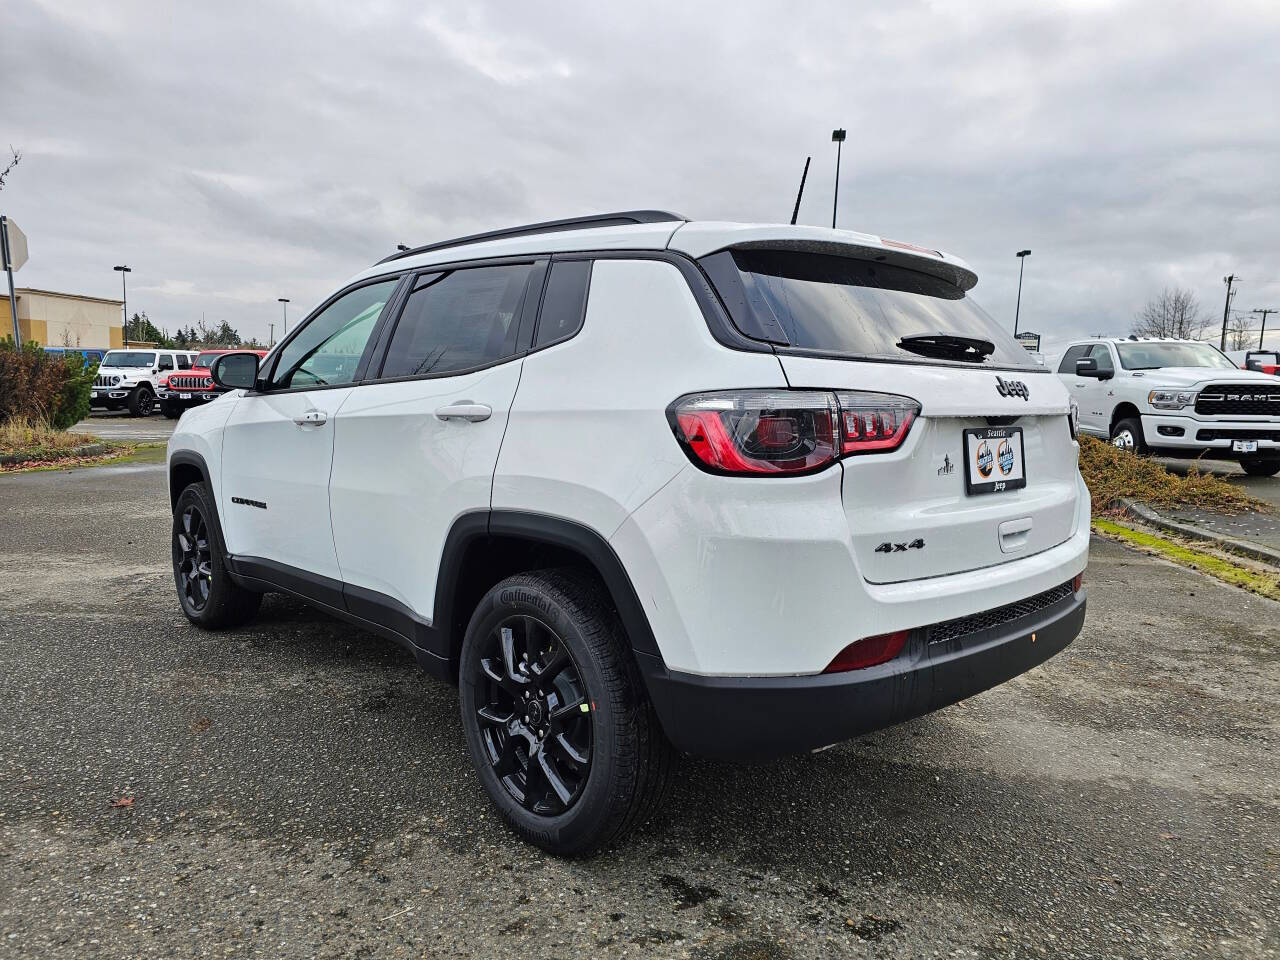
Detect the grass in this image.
<box><xmin>0</xmin><ymin>416</ymin><xmax>130</xmax><ymax>471</ymax></box>
<box><xmin>1078</xmin><ymin>435</ymin><xmax>1264</xmax><ymax>516</ymax></box>
<box><xmin>1093</xmin><ymin>517</ymin><xmax>1280</xmax><ymax>600</ymax></box>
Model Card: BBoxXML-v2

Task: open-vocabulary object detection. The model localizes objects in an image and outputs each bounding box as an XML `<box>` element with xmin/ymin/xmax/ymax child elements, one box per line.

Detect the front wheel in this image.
<box><xmin>1110</xmin><ymin>417</ymin><xmax>1148</xmax><ymax>455</ymax></box>
<box><xmin>458</xmin><ymin>569</ymin><xmax>674</xmax><ymax>856</ymax></box>
<box><xmin>1241</xmin><ymin>458</ymin><xmax>1280</xmax><ymax>477</ymax></box>
<box><xmin>172</xmin><ymin>482</ymin><xmax>262</xmax><ymax>628</ymax></box>
<box><xmin>160</xmin><ymin>399</ymin><xmax>183</xmax><ymax>419</ymax></box>
<box><xmin>127</xmin><ymin>385</ymin><xmax>155</xmax><ymax>417</ymax></box>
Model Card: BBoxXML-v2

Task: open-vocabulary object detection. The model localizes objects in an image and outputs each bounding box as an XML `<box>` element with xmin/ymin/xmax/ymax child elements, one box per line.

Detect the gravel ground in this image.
<box><xmin>0</xmin><ymin>460</ymin><xmax>1277</xmax><ymax>958</ymax></box>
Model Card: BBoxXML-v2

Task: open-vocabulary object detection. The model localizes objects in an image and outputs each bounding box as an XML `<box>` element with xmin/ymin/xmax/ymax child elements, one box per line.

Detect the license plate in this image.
<box><xmin>1233</xmin><ymin>439</ymin><xmax>1259</xmax><ymax>452</ymax></box>
<box><xmin>963</xmin><ymin>427</ymin><xmax>1027</xmax><ymax>495</ymax></box>
<box><xmin>179</xmin><ymin>392</ymin><xmax>192</xmax><ymax>400</ymax></box>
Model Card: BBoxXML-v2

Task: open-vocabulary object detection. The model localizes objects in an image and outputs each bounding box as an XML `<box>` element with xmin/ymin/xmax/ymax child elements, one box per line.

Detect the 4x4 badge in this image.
<box><xmin>995</xmin><ymin>376</ymin><xmax>1029</xmax><ymax>400</ymax></box>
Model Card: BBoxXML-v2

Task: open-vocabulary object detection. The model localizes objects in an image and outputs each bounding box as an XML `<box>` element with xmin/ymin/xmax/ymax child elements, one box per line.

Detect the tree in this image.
<box><xmin>1132</xmin><ymin>287</ymin><xmax>1208</xmax><ymax>340</ymax></box>
<box><xmin>1227</xmin><ymin>313</ymin><xmax>1254</xmax><ymax>351</ymax></box>
<box><xmin>0</xmin><ymin>147</ymin><xmax>20</xmax><ymax>192</ymax></box>
<box><xmin>124</xmin><ymin>311</ymin><xmax>172</xmax><ymax>346</ymax></box>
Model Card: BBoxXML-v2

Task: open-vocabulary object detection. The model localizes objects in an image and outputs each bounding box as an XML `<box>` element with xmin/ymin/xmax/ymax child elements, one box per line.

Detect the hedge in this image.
<box><xmin>0</xmin><ymin>338</ymin><xmax>97</xmax><ymax>430</ymax></box>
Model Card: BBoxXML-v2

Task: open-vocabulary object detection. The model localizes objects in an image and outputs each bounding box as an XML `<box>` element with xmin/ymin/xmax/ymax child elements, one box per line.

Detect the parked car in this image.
<box><xmin>43</xmin><ymin>346</ymin><xmax>108</xmax><ymax>365</ymax></box>
<box><xmin>167</xmin><ymin>211</ymin><xmax>1089</xmax><ymax>854</ymax></box>
<box><xmin>91</xmin><ymin>349</ymin><xmax>198</xmax><ymax>416</ymax></box>
<box><xmin>1056</xmin><ymin>336</ymin><xmax>1280</xmax><ymax>475</ymax></box>
<box><xmin>157</xmin><ymin>349</ymin><xmax>270</xmax><ymax>419</ymax></box>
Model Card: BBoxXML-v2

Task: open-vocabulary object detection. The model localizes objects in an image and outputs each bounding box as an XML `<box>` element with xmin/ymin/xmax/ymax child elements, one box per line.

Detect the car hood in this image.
<box><xmin>1130</xmin><ymin>367</ymin><xmax>1277</xmax><ymax>388</ymax></box>
<box><xmin>99</xmin><ymin>365</ymin><xmax>153</xmax><ymax>375</ymax></box>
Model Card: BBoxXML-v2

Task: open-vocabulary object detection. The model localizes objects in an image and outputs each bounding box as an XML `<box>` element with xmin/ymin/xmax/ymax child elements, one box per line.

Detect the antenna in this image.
<box><xmin>790</xmin><ymin>156</ymin><xmax>811</xmax><ymax>225</ymax></box>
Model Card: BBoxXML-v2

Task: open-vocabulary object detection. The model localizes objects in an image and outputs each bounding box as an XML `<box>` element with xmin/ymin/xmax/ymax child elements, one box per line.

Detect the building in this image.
<box><xmin>3</xmin><ymin>287</ymin><xmax>123</xmax><ymax>349</ymax></box>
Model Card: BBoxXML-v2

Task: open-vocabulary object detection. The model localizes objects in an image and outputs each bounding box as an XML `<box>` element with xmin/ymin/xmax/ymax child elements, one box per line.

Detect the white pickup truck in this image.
<box><xmin>1055</xmin><ymin>337</ymin><xmax>1280</xmax><ymax>476</ymax></box>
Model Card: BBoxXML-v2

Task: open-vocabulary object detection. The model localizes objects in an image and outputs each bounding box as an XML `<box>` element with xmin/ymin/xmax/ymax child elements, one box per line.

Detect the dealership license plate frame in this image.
<box><xmin>963</xmin><ymin>426</ymin><xmax>1027</xmax><ymax>495</ymax></box>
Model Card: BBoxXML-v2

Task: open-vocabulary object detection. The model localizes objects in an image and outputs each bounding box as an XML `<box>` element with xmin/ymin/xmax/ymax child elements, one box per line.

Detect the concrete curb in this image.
<box><xmin>0</xmin><ymin>442</ymin><xmax>113</xmax><ymax>467</ymax></box>
<box><xmin>1116</xmin><ymin>498</ymin><xmax>1280</xmax><ymax>569</ymax></box>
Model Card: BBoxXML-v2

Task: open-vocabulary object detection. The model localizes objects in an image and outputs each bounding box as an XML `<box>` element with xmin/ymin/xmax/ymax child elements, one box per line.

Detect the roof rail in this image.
<box><xmin>376</xmin><ymin>210</ymin><xmax>690</xmax><ymax>265</ymax></box>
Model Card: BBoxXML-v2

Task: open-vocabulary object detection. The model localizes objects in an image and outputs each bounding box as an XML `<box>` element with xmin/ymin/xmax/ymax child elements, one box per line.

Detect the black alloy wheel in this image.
<box><xmin>474</xmin><ymin>615</ymin><xmax>593</xmax><ymax>815</ymax></box>
<box><xmin>173</xmin><ymin>504</ymin><xmax>213</xmax><ymax>613</ymax></box>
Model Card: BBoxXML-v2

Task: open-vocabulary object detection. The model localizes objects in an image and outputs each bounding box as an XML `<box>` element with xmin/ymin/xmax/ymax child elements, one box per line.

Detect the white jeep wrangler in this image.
<box><xmin>167</xmin><ymin>211</ymin><xmax>1089</xmax><ymax>854</ymax></box>
<box><xmin>91</xmin><ymin>349</ymin><xmax>196</xmax><ymax>416</ymax></box>
<box><xmin>1055</xmin><ymin>336</ymin><xmax>1280</xmax><ymax>475</ymax></box>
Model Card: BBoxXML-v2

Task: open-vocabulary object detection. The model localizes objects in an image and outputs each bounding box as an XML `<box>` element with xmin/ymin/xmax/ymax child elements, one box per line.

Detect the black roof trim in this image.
<box><xmin>376</xmin><ymin>210</ymin><xmax>689</xmax><ymax>265</ymax></box>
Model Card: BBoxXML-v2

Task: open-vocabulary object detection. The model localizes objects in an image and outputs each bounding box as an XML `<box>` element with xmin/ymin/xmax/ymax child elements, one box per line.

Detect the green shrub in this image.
<box><xmin>0</xmin><ymin>338</ymin><xmax>96</xmax><ymax>429</ymax></box>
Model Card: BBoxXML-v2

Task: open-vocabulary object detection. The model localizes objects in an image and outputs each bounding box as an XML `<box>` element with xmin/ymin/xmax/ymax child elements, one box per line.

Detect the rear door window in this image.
<box><xmin>706</xmin><ymin>249</ymin><xmax>1039</xmax><ymax>369</ymax></box>
<box><xmin>534</xmin><ymin>260</ymin><xmax>592</xmax><ymax>348</ymax></box>
<box><xmin>378</xmin><ymin>264</ymin><xmax>535</xmax><ymax>379</ymax></box>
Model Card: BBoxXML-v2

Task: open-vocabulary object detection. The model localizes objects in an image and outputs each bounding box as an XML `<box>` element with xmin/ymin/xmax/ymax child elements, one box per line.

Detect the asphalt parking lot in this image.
<box><xmin>74</xmin><ymin>410</ymin><xmax>179</xmax><ymax>445</ymax></box>
<box><xmin>1</xmin><ymin>461</ymin><xmax>1277</xmax><ymax>959</ymax></box>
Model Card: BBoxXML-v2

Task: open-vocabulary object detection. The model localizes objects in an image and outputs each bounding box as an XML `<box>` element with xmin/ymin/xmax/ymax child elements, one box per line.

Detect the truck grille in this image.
<box><xmin>169</xmin><ymin>375</ymin><xmax>214</xmax><ymax>389</ymax></box>
<box><xmin>927</xmin><ymin>581</ymin><xmax>1075</xmax><ymax>645</ymax></box>
<box><xmin>93</xmin><ymin>374</ymin><xmax>120</xmax><ymax>387</ymax></box>
<box><xmin>1194</xmin><ymin>384</ymin><xmax>1280</xmax><ymax>417</ymax></box>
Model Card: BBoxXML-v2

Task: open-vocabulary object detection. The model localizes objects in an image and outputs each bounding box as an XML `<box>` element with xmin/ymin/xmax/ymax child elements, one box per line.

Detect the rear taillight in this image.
<box><xmin>669</xmin><ymin>389</ymin><xmax>918</xmax><ymax>476</ymax></box>
<box><xmin>823</xmin><ymin>630</ymin><xmax>910</xmax><ymax>672</ymax></box>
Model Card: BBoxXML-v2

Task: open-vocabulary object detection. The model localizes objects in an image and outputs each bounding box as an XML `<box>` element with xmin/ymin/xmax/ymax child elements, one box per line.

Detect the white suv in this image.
<box><xmin>92</xmin><ymin>348</ymin><xmax>197</xmax><ymax>416</ymax></box>
<box><xmin>1056</xmin><ymin>337</ymin><xmax>1280</xmax><ymax>476</ymax></box>
<box><xmin>166</xmin><ymin>212</ymin><xmax>1090</xmax><ymax>854</ymax></box>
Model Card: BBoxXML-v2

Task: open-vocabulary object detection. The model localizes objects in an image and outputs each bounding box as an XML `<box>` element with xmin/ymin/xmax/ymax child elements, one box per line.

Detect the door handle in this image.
<box><xmin>293</xmin><ymin>409</ymin><xmax>328</xmax><ymax>427</ymax></box>
<box><xmin>435</xmin><ymin>402</ymin><xmax>492</xmax><ymax>422</ymax></box>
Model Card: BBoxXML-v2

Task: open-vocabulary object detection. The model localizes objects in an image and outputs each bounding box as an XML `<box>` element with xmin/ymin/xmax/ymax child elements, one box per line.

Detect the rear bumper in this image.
<box><xmin>639</xmin><ymin>587</ymin><xmax>1085</xmax><ymax>761</ymax></box>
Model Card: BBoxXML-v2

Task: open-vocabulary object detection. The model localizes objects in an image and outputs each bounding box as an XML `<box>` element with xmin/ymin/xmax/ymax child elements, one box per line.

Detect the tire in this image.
<box><xmin>1110</xmin><ymin>417</ymin><xmax>1148</xmax><ymax>455</ymax></box>
<box><xmin>1241</xmin><ymin>458</ymin><xmax>1280</xmax><ymax>477</ymax></box>
<box><xmin>171</xmin><ymin>482</ymin><xmax>262</xmax><ymax>629</ymax></box>
<box><xmin>127</xmin><ymin>385</ymin><xmax>155</xmax><ymax>417</ymax></box>
<box><xmin>160</xmin><ymin>400</ymin><xmax>183</xmax><ymax>419</ymax></box>
<box><xmin>459</xmin><ymin>569</ymin><xmax>674</xmax><ymax>856</ymax></box>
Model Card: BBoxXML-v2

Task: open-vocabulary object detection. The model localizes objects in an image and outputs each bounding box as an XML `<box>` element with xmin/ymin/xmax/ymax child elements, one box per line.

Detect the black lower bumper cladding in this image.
<box><xmin>638</xmin><ymin>587</ymin><xmax>1086</xmax><ymax>761</ymax></box>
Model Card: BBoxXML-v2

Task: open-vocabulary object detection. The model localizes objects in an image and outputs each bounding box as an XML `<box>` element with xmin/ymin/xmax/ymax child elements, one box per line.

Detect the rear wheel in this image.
<box><xmin>1110</xmin><ymin>417</ymin><xmax>1148</xmax><ymax>455</ymax></box>
<box><xmin>172</xmin><ymin>482</ymin><xmax>262</xmax><ymax>628</ymax></box>
<box><xmin>127</xmin><ymin>385</ymin><xmax>155</xmax><ymax>417</ymax></box>
<box><xmin>1241</xmin><ymin>458</ymin><xmax>1280</xmax><ymax>477</ymax></box>
<box><xmin>459</xmin><ymin>569</ymin><xmax>674</xmax><ymax>856</ymax></box>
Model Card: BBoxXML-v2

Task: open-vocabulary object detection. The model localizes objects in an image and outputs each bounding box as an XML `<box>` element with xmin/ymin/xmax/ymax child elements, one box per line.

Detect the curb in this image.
<box><xmin>0</xmin><ymin>442</ymin><xmax>113</xmax><ymax>467</ymax></box>
<box><xmin>1116</xmin><ymin>498</ymin><xmax>1280</xmax><ymax>569</ymax></box>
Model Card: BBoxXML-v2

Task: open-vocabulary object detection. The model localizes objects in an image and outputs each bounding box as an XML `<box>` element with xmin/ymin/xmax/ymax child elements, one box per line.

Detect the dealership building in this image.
<box><xmin>3</xmin><ymin>287</ymin><xmax>124</xmax><ymax>349</ymax></box>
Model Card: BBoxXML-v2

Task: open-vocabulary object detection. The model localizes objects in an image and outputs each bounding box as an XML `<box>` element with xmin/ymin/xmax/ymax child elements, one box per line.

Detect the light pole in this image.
<box><xmin>830</xmin><ymin>129</ymin><xmax>846</xmax><ymax>229</ymax></box>
<box><xmin>278</xmin><ymin>297</ymin><xmax>290</xmax><ymax>338</ymax></box>
<box><xmin>114</xmin><ymin>265</ymin><xmax>132</xmax><ymax>347</ymax></box>
<box><xmin>1013</xmin><ymin>250</ymin><xmax>1031</xmax><ymax>335</ymax></box>
<box><xmin>268</xmin><ymin>322</ymin><xmax>275</xmax><ymax>347</ymax></box>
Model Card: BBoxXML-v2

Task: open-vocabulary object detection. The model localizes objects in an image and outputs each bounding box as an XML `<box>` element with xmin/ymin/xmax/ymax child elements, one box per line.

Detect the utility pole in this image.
<box><xmin>1253</xmin><ymin>307</ymin><xmax>1278</xmax><ymax>350</ymax></box>
<box><xmin>1220</xmin><ymin>274</ymin><xmax>1239</xmax><ymax>350</ymax></box>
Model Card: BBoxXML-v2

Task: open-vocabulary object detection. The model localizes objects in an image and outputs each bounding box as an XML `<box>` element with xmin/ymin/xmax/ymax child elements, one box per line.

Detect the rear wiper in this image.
<box><xmin>897</xmin><ymin>334</ymin><xmax>995</xmax><ymax>363</ymax></box>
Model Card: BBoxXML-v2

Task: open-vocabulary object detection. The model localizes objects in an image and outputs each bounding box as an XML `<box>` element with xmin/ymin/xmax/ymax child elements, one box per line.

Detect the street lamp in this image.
<box><xmin>1013</xmin><ymin>250</ymin><xmax>1031</xmax><ymax>335</ymax></box>
<box><xmin>114</xmin><ymin>265</ymin><xmax>132</xmax><ymax>347</ymax></box>
<box><xmin>278</xmin><ymin>297</ymin><xmax>290</xmax><ymax>338</ymax></box>
<box><xmin>830</xmin><ymin>128</ymin><xmax>846</xmax><ymax>229</ymax></box>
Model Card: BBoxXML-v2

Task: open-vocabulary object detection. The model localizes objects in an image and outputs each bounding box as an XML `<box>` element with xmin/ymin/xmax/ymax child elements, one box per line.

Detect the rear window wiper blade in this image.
<box><xmin>897</xmin><ymin>334</ymin><xmax>995</xmax><ymax>363</ymax></box>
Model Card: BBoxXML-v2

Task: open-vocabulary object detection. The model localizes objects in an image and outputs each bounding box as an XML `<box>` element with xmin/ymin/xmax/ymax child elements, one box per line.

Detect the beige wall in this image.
<box><xmin>4</xmin><ymin>288</ymin><xmax>123</xmax><ymax>349</ymax></box>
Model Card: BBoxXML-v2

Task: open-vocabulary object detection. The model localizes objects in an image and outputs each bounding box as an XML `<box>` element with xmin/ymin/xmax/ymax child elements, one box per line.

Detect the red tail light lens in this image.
<box><xmin>823</xmin><ymin>630</ymin><xmax>910</xmax><ymax>672</ymax></box>
<box><xmin>669</xmin><ymin>389</ymin><xmax>918</xmax><ymax>476</ymax></box>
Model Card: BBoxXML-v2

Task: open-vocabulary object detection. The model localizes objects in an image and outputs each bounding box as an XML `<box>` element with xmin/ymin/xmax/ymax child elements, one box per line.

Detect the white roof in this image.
<box><xmin>348</xmin><ymin>217</ymin><xmax>978</xmax><ymax>291</ymax></box>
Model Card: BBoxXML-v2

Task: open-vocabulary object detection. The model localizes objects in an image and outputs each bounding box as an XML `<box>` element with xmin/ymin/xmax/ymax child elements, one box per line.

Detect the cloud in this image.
<box><xmin>2</xmin><ymin>0</ymin><xmax>1278</xmax><ymax>348</ymax></box>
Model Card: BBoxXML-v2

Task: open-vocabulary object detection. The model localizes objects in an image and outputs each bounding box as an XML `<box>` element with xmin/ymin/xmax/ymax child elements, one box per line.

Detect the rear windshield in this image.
<box><xmin>714</xmin><ymin>250</ymin><xmax>1039</xmax><ymax>370</ymax></box>
<box><xmin>1115</xmin><ymin>341</ymin><xmax>1236</xmax><ymax>370</ymax></box>
<box><xmin>101</xmin><ymin>351</ymin><xmax>156</xmax><ymax>368</ymax></box>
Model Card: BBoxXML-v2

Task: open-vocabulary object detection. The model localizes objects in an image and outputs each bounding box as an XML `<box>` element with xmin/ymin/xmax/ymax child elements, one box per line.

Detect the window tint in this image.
<box><xmin>1057</xmin><ymin>344</ymin><xmax>1090</xmax><ymax>373</ymax></box>
<box><xmin>157</xmin><ymin>355</ymin><xmax>174</xmax><ymax>371</ymax></box>
<box><xmin>271</xmin><ymin>279</ymin><xmax>398</xmax><ymax>389</ymax></box>
<box><xmin>380</xmin><ymin>264</ymin><xmax>534</xmax><ymax>379</ymax></box>
<box><xmin>534</xmin><ymin>260</ymin><xmax>591</xmax><ymax>348</ymax></box>
<box><xmin>1088</xmin><ymin>344</ymin><xmax>1114</xmax><ymax>374</ymax></box>
<box><xmin>719</xmin><ymin>250</ymin><xmax>1039</xmax><ymax>369</ymax></box>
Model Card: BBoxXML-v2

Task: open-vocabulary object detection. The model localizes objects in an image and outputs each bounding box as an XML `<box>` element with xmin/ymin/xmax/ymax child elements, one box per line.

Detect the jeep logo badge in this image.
<box><xmin>996</xmin><ymin>376</ymin><xmax>1029</xmax><ymax>401</ymax></box>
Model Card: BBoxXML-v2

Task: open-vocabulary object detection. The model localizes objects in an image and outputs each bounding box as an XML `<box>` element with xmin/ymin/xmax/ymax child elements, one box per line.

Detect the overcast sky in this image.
<box><xmin>4</xmin><ymin>0</ymin><xmax>1278</xmax><ymax>352</ymax></box>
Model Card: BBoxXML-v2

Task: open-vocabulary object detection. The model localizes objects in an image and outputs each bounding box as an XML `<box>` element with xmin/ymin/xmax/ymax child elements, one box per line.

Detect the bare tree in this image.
<box><xmin>0</xmin><ymin>147</ymin><xmax>20</xmax><ymax>192</ymax></box>
<box><xmin>1132</xmin><ymin>287</ymin><xmax>1208</xmax><ymax>339</ymax></box>
<box><xmin>1227</xmin><ymin>313</ymin><xmax>1254</xmax><ymax>351</ymax></box>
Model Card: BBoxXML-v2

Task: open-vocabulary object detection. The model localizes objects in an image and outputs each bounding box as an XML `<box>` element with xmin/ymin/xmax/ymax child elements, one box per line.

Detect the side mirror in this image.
<box><xmin>1075</xmin><ymin>357</ymin><xmax>1099</xmax><ymax>377</ymax></box>
<box><xmin>210</xmin><ymin>352</ymin><xmax>261</xmax><ymax>390</ymax></box>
